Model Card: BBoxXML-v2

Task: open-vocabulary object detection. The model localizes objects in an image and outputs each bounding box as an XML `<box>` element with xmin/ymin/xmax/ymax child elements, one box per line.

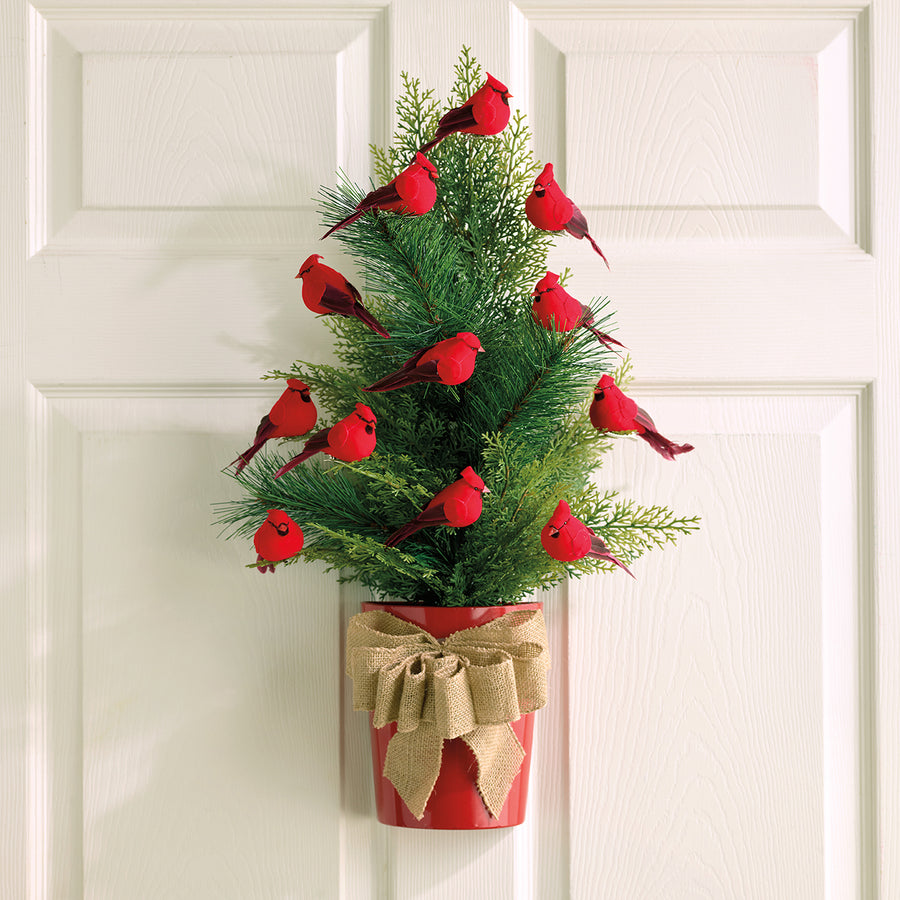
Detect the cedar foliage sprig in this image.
<box><xmin>216</xmin><ymin>48</ymin><xmax>698</xmax><ymax>605</ymax></box>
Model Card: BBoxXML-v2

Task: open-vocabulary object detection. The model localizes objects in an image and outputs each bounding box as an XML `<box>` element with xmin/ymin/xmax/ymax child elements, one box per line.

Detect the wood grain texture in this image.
<box><xmin>81</xmin><ymin>428</ymin><xmax>342</xmax><ymax>899</ymax></box>
<box><xmin>37</xmin><ymin>10</ymin><xmax>385</xmax><ymax>251</ymax></box>
<box><xmin>1</xmin><ymin>4</ymin><xmax>26</xmax><ymax>900</ymax></box>
<box><xmin>525</xmin><ymin>13</ymin><xmax>861</xmax><ymax>244</ymax></box>
<box><xmin>7</xmin><ymin>2</ymin><xmax>894</xmax><ymax>899</ymax></box>
<box><xmin>871</xmin><ymin>3</ymin><xmax>900</xmax><ymax>899</ymax></box>
<box><xmin>82</xmin><ymin>52</ymin><xmax>338</xmax><ymax>209</ymax></box>
<box><xmin>569</xmin><ymin>392</ymin><xmax>861</xmax><ymax>899</ymax></box>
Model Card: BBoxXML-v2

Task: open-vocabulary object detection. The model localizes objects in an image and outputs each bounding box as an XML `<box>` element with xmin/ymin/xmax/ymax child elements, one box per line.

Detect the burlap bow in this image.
<box><xmin>345</xmin><ymin>607</ymin><xmax>550</xmax><ymax>820</ymax></box>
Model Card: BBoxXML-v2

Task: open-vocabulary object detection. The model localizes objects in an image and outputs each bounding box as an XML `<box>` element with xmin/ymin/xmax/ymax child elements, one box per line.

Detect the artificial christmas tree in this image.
<box><xmin>217</xmin><ymin>49</ymin><xmax>698</xmax><ymax>828</ymax></box>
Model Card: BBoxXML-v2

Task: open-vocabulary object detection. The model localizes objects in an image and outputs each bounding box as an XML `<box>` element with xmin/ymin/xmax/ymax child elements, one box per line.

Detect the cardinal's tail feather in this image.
<box><xmin>273</xmin><ymin>430</ymin><xmax>329</xmax><ymax>477</ymax></box>
<box><xmin>582</xmin><ymin>321</ymin><xmax>626</xmax><ymax>350</ymax></box>
<box><xmin>273</xmin><ymin>451</ymin><xmax>313</xmax><ymax>478</ymax></box>
<box><xmin>384</xmin><ymin>520</ymin><xmax>428</xmax><ymax>547</ymax></box>
<box><xmin>255</xmin><ymin>554</ymin><xmax>275</xmax><ymax>574</ymax></box>
<box><xmin>638</xmin><ymin>430</ymin><xmax>694</xmax><ymax>461</ymax></box>
<box><xmin>232</xmin><ymin>437</ymin><xmax>265</xmax><ymax>473</ymax></box>
<box><xmin>353</xmin><ymin>304</ymin><xmax>391</xmax><ymax>339</ymax></box>
<box><xmin>589</xmin><ymin>535</ymin><xmax>635</xmax><ymax>578</ymax></box>
<box><xmin>419</xmin><ymin>134</ymin><xmax>444</xmax><ymax>154</ymax></box>
<box><xmin>362</xmin><ymin>370</ymin><xmax>418</xmax><ymax>392</ymax></box>
<box><xmin>585</xmin><ymin>234</ymin><xmax>611</xmax><ymax>269</ymax></box>
<box><xmin>601</xmin><ymin>551</ymin><xmax>635</xmax><ymax>578</ymax></box>
<box><xmin>322</xmin><ymin>208</ymin><xmax>366</xmax><ymax>240</ymax></box>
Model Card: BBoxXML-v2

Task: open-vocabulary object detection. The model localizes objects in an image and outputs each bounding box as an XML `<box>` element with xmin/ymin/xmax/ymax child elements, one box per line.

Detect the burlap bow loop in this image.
<box><xmin>345</xmin><ymin>607</ymin><xmax>550</xmax><ymax>819</ymax></box>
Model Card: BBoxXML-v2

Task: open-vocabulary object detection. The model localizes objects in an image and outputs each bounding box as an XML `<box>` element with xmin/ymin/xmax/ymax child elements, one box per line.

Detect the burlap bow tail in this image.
<box><xmin>346</xmin><ymin>608</ymin><xmax>550</xmax><ymax>819</ymax></box>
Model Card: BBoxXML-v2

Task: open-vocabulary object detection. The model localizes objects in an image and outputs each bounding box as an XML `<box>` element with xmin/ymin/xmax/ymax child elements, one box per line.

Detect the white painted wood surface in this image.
<box><xmin>3</xmin><ymin>1</ymin><xmax>898</xmax><ymax>898</ymax></box>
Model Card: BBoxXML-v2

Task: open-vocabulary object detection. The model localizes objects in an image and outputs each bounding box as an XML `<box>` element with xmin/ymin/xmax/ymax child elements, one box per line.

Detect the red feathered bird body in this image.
<box><xmin>531</xmin><ymin>271</ymin><xmax>623</xmax><ymax>349</ymax></box>
<box><xmin>295</xmin><ymin>254</ymin><xmax>389</xmax><ymax>338</ymax></box>
<box><xmin>363</xmin><ymin>332</ymin><xmax>484</xmax><ymax>392</ymax></box>
<box><xmin>420</xmin><ymin>74</ymin><xmax>512</xmax><ymax>153</ymax></box>
<box><xmin>322</xmin><ymin>152</ymin><xmax>438</xmax><ymax>238</ymax></box>
<box><xmin>385</xmin><ymin>466</ymin><xmax>488</xmax><ymax>547</ymax></box>
<box><xmin>540</xmin><ymin>499</ymin><xmax>632</xmax><ymax>576</ymax></box>
<box><xmin>253</xmin><ymin>509</ymin><xmax>304</xmax><ymax>573</ymax></box>
<box><xmin>525</xmin><ymin>163</ymin><xmax>609</xmax><ymax>268</ymax></box>
<box><xmin>274</xmin><ymin>403</ymin><xmax>377</xmax><ymax>477</ymax></box>
<box><xmin>231</xmin><ymin>379</ymin><xmax>317</xmax><ymax>473</ymax></box>
<box><xmin>590</xmin><ymin>375</ymin><xmax>694</xmax><ymax>460</ymax></box>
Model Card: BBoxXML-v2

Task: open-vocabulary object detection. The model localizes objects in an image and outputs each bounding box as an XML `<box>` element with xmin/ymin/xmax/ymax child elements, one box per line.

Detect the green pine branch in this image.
<box><xmin>217</xmin><ymin>48</ymin><xmax>700</xmax><ymax>602</ymax></box>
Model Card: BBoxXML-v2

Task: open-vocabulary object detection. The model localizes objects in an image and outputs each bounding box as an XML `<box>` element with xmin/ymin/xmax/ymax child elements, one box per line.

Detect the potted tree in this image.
<box><xmin>218</xmin><ymin>50</ymin><xmax>698</xmax><ymax>829</ymax></box>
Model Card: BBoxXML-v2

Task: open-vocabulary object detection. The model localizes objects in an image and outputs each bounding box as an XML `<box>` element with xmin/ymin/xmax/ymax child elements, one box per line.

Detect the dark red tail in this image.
<box><xmin>586</xmin><ymin>234</ymin><xmax>610</xmax><ymax>269</ymax></box>
<box><xmin>232</xmin><ymin>437</ymin><xmax>266</xmax><ymax>473</ymax></box>
<box><xmin>362</xmin><ymin>371</ymin><xmax>418</xmax><ymax>392</ymax></box>
<box><xmin>322</xmin><ymin>208</ymin><xmax>365</xmax><ymax>240</ymax></box>
<box><xmin>419</xmin><ymin>134</ymin><xmax>444</xmax><ymax>155</ymax></box>
<box><xmin>273</xmin><ymin>450</ymin><xmax>315</xmax><ymax>478</ymax></box>
<box><xmin>353</xmin><ymin>305</ymin><xmax>390</xmax><ymax>339</ymax></box>
<box><xmin>639</xmin><ymin>430</ymin><xmax>694</xmax><ymax>461</ymax></box>
<box><xmin>582</xmin><ymin>322</ymin><xmax>625</xmax><ymax>350</ymax></box>
<box><xmin>384</xmin><ymin>519</ymin><xmax>428</xmax><ymax>547</ymax></box>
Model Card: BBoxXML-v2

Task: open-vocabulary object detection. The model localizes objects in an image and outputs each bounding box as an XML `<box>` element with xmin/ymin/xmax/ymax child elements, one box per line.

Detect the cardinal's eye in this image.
<box><xmin>301</xmin><ymin>266</ymin><xmax>312</xmax><ymax>276</ymax></box>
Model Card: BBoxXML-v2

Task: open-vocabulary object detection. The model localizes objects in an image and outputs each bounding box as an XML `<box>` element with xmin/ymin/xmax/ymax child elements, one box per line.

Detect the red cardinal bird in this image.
<box><xmin>253</xmin><ymin>509</ymin><xmax>304</xmax><ymax>573</ymax></box>
<box><xmin>362</xmin><ymin>332</ymin><xmax>484</xmax><ymax>392</ymax></box>
<box><xmin>322</xmin><ymin>152</ymin><xmax>438</xmax><ymax>238</ymax></box>
<box><xmin>419</xmin><ymin>73</ymin><xmax>512</xmax><ymax>153</ymax></box>
<box><xmin>231</xmin><ymin>379</ymin><xmax>317</xmax><ymax>473</ymax></box>
<box><xmin>295</xmin><ymin>255</ymin><xmax>390</xmax><ymax>339</ymax></box>
<box><xmin>590</xmin><ymin>375</ymin><xmax>694</xmax><ymax>460</ymax></box>
<box><xmin>531</xmin><ymin>271</ymin><xmax>624</xmax><ymax>349</ymax></box>
<box><xmin>525</xmin><ymin>163</ymin><xmax>610</xmax><ymax>268</ymax></box>
<box><xmin>385</xmin><ymin>466</ymin><xmax>489</xmax><ymax>547</ymax></box>
<box><xmin>540</xmin><ymin>499</ymin><xmax>632</xmax><ymax>576</ymax></box>
<box><xmin>274</xmin><ymin>402</ymin><xmax>377</xmax><ymax>477</ymax></box>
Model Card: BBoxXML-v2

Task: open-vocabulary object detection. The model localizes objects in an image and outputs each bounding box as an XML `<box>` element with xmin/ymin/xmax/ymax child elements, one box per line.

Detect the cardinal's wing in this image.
<box><xmin>436</xmin><ymin>102</ymin><xmax>478</xmax><ymax>134</ymax></box>
<box><xmin>253</xmin><ymin>414</ymin><xmax>276</xmax><ymax>442</ymax></box>
<box><xmin>634</xmin><ymin>406</ymin><xmax>658</xmax><ymax>433</ymax></box>
<box><xmin>317</xmin><ymin>283</ymin><xmax>356</xmax><ymax>316</ymax></box>
<box><xmin>409</xmin><ymin>501</ymin><xmax>450</xmax><ymax>529</ymax></box>
<box><xmin>358</xmin><ymin>181</ymin><xmax>402</xmax><ymax>211</ymax></box>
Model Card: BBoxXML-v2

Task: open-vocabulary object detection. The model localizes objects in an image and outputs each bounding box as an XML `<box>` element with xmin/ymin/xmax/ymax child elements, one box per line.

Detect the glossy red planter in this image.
<box><xmin>361</xmin><ymin>601</ymin><xmax>541</xmax><ymax>830</ymax></box>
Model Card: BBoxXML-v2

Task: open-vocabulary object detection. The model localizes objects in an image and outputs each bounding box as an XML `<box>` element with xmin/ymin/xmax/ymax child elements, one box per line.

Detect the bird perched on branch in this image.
<box><xmin>540</xmin><ymin>500</ymin><xmax>632</xmax><ymax>576</ymax></box>
<box><xmin>385</xmin><ymin>466</ymin><xmax>489</xmax><ymax>547</ymax></box>
<box><xmin>590</xmin><ymin>375</ymin><xmax>694</xmax><ymax>460</ymax></box>
<box><xmin>231</xmin><ymin>379</ymin><xmax>317</xmax><ymax>473</ymax></box>
<box><xmin>322</xmin><ymin>152</ymin><xmax>438</xmax><ymax>238</ymax></box>
<box><xmin>525</xmin><ymin>162</ymin><xmax>610</xmax><ymax>268</ymax></box>
<box><xmin>295</xmin><ymin>254</ymin><xmax>389</xmax><ymax>339</ymax></box>
<box><xmin>274</xmin><ymin>403</ymin><xmax>377</xmax><ymax>477</ymax></box>
<box><xmin>362</xmin><ymin>332</ymin><xmax>484</xmax><ymax>392</ymax></box>
<box><xmin>419</xmin><ymin>73</ymin><xmax>512</xmax><ymax>153</ymax></box>
<box><xmin>531</xmin><ymin>271</ymin><xmax>624</xmax><ymax>349</ymax></box>
<box><xmin>253</xmin><ymin>509</ymin><xmax>304</xmax><ymax>573</ymax></box>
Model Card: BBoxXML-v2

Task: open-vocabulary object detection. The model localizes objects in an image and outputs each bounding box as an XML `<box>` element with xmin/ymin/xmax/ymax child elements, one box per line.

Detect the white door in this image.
<box><xmin>3</xmin><ymin>1</ymin><xmax>898</xmax><ymax>897</ymax></box>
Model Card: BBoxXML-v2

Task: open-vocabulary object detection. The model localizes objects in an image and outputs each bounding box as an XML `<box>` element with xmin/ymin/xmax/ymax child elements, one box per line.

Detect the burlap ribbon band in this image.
<box><xmin>345</xmin><ymin>608</ymin><xmax>550</xmax><ymax>820</ymax></box>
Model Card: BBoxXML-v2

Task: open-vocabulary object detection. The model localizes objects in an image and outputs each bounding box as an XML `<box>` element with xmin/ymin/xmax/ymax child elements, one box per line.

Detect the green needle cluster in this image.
<box><xmin>216</xmin><ymin>48</ymin><xmax>699</xmax><ymax>606</ymax></box>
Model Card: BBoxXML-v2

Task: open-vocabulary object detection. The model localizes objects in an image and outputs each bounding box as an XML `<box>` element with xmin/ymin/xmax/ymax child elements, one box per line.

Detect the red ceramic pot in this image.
<box><xmin>361</xmin><ymin>601</ymin><xmax>541</xmax><ymax>830</ymax></box>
